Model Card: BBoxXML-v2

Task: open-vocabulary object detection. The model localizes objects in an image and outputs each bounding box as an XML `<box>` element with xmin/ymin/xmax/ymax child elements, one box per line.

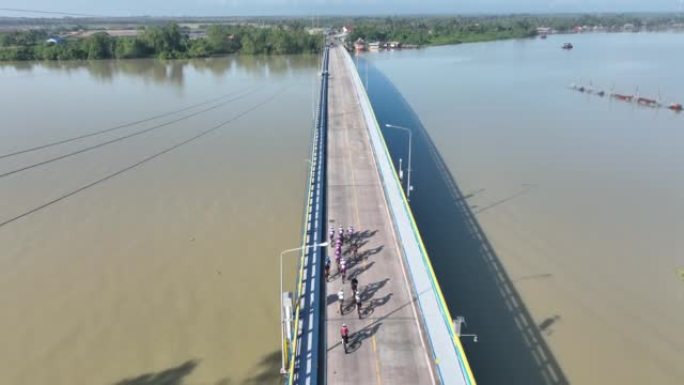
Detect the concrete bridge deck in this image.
<box><xmin>324</xmin><ymin>46</ymin><xmax>437</xmax><ymax>384</ymax></box>
<box><xmin>323</xmin><ymin>46</ymin><xmax>475</xmax><ymax>384</ymax></box>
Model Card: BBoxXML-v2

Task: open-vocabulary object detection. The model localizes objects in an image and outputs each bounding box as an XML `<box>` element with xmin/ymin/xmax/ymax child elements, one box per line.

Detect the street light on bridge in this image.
<box><xmin>454</xmin><ymin>316</ymin><xmax>479</xmax><ymax>343</ymax></box>
<box><xmin>384</xmin><ymin>123</ymin><xmax>414</xmax><ymax>201</ymax></box>
<box><xmin>279</xmin><ymin>241</ymin><xmax>329</xmax><ymax>375</ymax></box>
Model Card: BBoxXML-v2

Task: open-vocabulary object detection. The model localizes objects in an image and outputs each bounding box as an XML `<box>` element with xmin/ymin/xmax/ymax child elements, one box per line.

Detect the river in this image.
<box><xmin>0</xmin><ymin>56</ymin><xmax>318</xmax><ymax>385</ymax></box>
<box><xmin>360</xmin><ymin>32</ymin><xmax>684</xmax><ymax>385</ymax></box>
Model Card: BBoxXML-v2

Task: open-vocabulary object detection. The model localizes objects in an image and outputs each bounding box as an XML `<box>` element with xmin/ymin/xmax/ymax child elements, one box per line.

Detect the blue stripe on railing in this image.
<box><xmin>287</xmin><ymin>46</ymin><xmax>329</xmax><ymax>385</ymax></box>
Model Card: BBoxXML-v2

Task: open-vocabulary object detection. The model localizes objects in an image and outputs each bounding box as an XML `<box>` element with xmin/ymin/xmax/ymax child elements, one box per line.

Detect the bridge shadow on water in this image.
<box><xmin>111</xmin><ymin>351</ymin><xmax>281</xmax><ymax>385</ymax></box>
<box><xmin>358</xmin><ymin>57</ymin><xmax>570</xmax><ymax>385</ymax></box>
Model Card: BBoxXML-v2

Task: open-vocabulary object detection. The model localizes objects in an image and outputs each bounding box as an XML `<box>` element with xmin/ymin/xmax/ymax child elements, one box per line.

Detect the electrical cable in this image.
<box><xmin>0</xmin><ymin>87</ymin><xmax>261</xmax><ymax>179</ymax></box>
<box><xmin>0</xmin><ymin>86</ymin><xmax>255</xmax><ymax>160</ymax></box>
<box><xmin>0</xmin><ymin>87</ymin><xmax>288</xmax><ymax>229</ymax></box>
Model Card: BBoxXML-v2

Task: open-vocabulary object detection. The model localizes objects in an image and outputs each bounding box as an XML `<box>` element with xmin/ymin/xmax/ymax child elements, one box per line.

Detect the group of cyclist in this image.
<box><xmin>327</xmin><ymin>225</ymin><xmax>365</xmax><ymax>353</ymax></box>
<box><xmin>325</xmin><ymin>225</ymin><xmax>360</xmax><ymax>283</ymax></box>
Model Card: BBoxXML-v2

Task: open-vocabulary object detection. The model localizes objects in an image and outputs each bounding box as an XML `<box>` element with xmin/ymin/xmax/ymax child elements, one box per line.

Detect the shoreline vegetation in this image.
<box><xmin>343</xmin><ymin>13</ymin><xmax>684</xmax><ymax>47</ymax></box>
<box><xmin>1</xmin><ymin>14</ymin><xmax>683</xmax><ymax>61</ymax></box>
<box><xmin>0</xmin><ymin>23</ymin><xmax>324</xmax><ymax>61</ymax></box>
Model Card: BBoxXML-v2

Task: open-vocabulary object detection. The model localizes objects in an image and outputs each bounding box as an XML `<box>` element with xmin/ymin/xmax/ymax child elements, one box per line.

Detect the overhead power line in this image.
<box><xmin>0</xmin><ymin>87</ymin><xmax>261</xmax><ymax>180</ymax></box>
<box><xmin>0</xmin><ymin>87</ymin><xmax>289</xmax><ymax>230</ymax></box>
<box><xmin>0</xmin><ymin>87</ymin><xmax>254</xmax><ymax>161</ymax></box>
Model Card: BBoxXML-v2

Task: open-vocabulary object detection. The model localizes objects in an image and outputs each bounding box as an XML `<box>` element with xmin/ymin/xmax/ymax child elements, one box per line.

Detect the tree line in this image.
<box><xmin>0</xmin><ymin>23</ymin><xmax>324</xmax><ymax>61</ymax></box>
<box><xmin>342</xmin><ymin>14</ymin><xmax>684</xmax><ymax>46</ymax></box>
<box><xmin>2</xmin><ymin>14</ymin><xmax>683</xmax><ymax>61</ymax></box>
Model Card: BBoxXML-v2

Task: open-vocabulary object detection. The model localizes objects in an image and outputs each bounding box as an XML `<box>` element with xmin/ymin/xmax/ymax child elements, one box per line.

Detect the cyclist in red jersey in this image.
<box><xmin>340</xmin><ymin>323</ymin><xmax>350</xmax><ymax>353</ymax></box>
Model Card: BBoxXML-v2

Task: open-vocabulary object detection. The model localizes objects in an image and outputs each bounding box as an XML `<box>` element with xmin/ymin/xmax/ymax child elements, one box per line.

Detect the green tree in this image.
<box><xmin>86</xmin><ymin>32</ymin><xmax>113</xmax><ymax>60</ymax></box>
<box><xmin>114</xmin><ymin>37</ymin><xmax>149</xmax><ymax>59</ymax></box>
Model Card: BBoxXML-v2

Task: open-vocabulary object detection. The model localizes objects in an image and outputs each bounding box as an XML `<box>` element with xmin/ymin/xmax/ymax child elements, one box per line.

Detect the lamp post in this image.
<box><xmin>384</xmin><ymin>123</ymin><xmax>413</xmax><ymax>201</ymax></box>
<box><xmin>279</xmin><ymin>241</ymin><xmax>329</xmax><ymax>375</ymax></box>
<box><xmin>454</xmin><ymin>316</ymin><xmax>479</xmax><ymax>343</ymax></box>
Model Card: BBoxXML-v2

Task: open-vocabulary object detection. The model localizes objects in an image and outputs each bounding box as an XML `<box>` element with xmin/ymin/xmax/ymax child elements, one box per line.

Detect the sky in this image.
<box><xmin>0</xmin><ymin>0</ymin><xmax>682</xmax><ymax>17</ymax></box>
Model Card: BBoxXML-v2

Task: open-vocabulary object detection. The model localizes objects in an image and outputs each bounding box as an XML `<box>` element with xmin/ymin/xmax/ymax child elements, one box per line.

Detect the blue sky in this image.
<box><xmin>1</xmin><ymin>0</ymin><xmax>682</xmax><ymax>17</ymax></box>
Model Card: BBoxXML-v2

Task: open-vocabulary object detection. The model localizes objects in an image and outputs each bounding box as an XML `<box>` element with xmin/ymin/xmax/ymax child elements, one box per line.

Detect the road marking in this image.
<box><xmin>370</xmin><ymin>333</ymin><xmax>383</xmax><ymax>385</ymax></box>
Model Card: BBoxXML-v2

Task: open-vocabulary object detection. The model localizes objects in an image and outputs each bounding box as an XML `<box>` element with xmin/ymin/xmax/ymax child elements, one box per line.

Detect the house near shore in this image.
<box><xmin>536</xmin><ymin>27</ymin><xmax>552</xmax><ymax>35</ymax></box>
<box><xmin>623</xmin><ymin>23</ymin><xmax>636</xmax><ymax>32</ymax></box>
<box><xmin>368</xmin><ymin>41</ymin><xmax>383</xmax><ymax>51</ymax></box>
<box><xmin>354</xmin><ymin>38</ymin><xmax>366</xmax><ymax>52</ymax></box>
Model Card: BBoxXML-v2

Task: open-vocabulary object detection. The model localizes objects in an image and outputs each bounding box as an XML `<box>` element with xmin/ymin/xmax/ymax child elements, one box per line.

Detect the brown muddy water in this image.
<box><xmin>0</xmin><ymin>55</ymin><xmax>319</xmax><ymax>385</ymax></box>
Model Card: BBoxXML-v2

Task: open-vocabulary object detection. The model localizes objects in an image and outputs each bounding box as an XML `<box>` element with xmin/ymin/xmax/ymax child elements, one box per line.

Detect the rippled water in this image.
<box><xmin>361</xmin><ymin>33</ymin><xmax>684</xmax><ymax>385</ymax></box>
<box><xmin>0</xmin><ymin>56</ymin><xmax>318</xmax><ymax>385</ymax></box>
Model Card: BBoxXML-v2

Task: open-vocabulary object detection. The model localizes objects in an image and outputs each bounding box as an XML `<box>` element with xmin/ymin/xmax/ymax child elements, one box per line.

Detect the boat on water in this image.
<box><xmin>637</xmin><ymin>97</ymin><xmax>659</xmax><ymax>107</ymax></box>
<box><xmin>574</xmin><ymin>84</ymin><xmax>681</xmax><ymax>113</ymax></box>
<box><xmin>669</xmin><ymin>103</ymin><xmax>683</xmax><ymax>112</ymax></box>
<box><xmin>570</xmin><ymin>83</ymin><xmax>606</xmax><ymax>96</ymax></box>
<box><xmin>562</xmin><ymin>43</ymin><xmax>573</xmax><ymax>49</ymax></box>
<box><xmin>611</xmin><ymin>93</ymin><xmax>634</xmax><ymax>102</ymax></box>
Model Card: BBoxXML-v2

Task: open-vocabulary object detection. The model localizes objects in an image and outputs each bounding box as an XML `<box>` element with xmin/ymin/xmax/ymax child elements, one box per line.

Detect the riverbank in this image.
<box><xmin>344</xmin><ymin>13</ymin><xmax>684</xmax><ymax>49</ymax></box>
<box><xmin>0</xmin><ymin>23</ymin><xmax>323</xmax><ymax>61</ymax></box>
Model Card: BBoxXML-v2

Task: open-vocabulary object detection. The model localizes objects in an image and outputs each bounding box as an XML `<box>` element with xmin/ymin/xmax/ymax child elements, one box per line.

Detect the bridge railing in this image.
<box><xmin>285</xmin><ymin>45</ymin><xmax>330</xmax><ymax>385</ymax></box>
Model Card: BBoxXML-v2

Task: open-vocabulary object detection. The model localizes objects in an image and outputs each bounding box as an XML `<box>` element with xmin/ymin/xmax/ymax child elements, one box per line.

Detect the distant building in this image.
<box><xmin>342</xmin><ymin>26</ymin><xmax>353</xmax><ymax>34</ymax></box>
<box><xmin>354</xmin><ymin>38</ymin><xmax>366</xmax><ymax>52</ymax></box>
<box><xmin>368</xmin><ymin>41</ymin><xmax>383</xmax><ymax>51</ymax></box>
<box><xmin>388</xmin><ymin>41</ymin><xmax>401</xmax><ymax>49</ymax></box>
<box><xmin>45</xmin><ymin>36</ymin><xmax>65</xmax><ymax>45</ymax></box>
<box><xmin>536</xmin><ymin>27</ymin><xmax>552</xmax><ymax>35</ymax></box>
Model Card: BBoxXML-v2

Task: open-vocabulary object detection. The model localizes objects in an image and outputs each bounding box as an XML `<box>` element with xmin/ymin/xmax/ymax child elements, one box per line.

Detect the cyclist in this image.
<box><xmin>340</xmin><ymin>323</ymin><xmax>350</xmax><ymax>353</ymax></box>
<box><xmin>324</xmin><ymin>257</ymin><xmax>331</xmax><ymax>282</ymax></box>
<box><xmin>335</xmin><ymin>249</ymin><xmax>342</xmax><ymax>272</ymax></box>
<box><xmin>337</xmin><ymin>288</ymin><xmax>345</xmax><ymax>314</ymax></box>
<box><xmin>340</xmin><ymin>258</ymin><xmax>347</xmax><ymax>283</ymax></box>
<box><xmin>350</xmin><ymin>242</ymin><xmax>359</xmax><ymax>261</ymax></box>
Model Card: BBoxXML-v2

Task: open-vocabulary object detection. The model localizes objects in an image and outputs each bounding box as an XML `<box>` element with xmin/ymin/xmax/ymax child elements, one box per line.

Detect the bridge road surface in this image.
<box><xmin>324</xmin><ymin>45</ymin><xmax>437</xmax><ymax>384</ymax></box>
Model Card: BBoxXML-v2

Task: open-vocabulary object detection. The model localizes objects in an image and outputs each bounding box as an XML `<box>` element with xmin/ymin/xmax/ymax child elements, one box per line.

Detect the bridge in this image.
<box><xmin>283</xmin><ymin>44</ymin><xmax>476</xmax><ymax>385</ymax></box>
